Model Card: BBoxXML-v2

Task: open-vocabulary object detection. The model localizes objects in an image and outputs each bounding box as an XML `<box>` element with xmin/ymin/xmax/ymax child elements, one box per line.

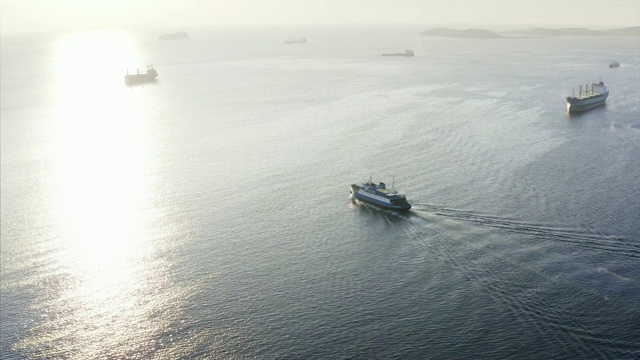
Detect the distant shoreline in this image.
<box><xmin>420</xmin><ymin>26</ymin><xmax>640</xmax><ymax>39</ymax></box>
<box><xmin>0</xmin><ymin>24</ymin><xmax>638</xmax><ymax>37</ymax></box>
<box><xmin>158</xmin><ymin>31</ymin><xmax>190</xmax><ymax>41</ymax></box>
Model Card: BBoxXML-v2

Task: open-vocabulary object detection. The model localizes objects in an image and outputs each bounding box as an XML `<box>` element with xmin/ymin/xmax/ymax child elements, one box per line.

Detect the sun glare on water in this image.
<box><xmin>51</xmin><ymin>29</ymin><xmax>150</xmax><ymax>272</ymax></box>
<box><xmin>20</xmin><ymin>30</ymin><xmax>177</xmax><ymax>357</ymax></box>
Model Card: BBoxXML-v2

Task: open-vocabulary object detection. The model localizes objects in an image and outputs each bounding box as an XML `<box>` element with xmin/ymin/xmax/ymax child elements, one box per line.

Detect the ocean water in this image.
<box><xmin>1</xmin><ymin>25</ymin><xmax>640</xmax><ymax>359</ymax></box>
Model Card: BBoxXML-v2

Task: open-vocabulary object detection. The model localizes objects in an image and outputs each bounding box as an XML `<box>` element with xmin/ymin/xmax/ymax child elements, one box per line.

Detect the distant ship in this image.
<box><xmin>284</xmin><ymin>38</ymin><xmax>307</xmax><ymax>44</ymax></box>
<box><xmin>565</xmin><ymin>80</ymin><xmax>609</xmax><ymax>113</ymax></box>
<box><xmin>350</xmin><ymin>177</ymin><xmax>412</xmax><ymax>211</ymax></box>
<box><xmin>159</xmin><ymin>31</ymin><xmax>190</xmax><ymax>41</ymax></box>
<box><xmin>124</xmin><ymin>65</ymin><xmax>158</xmax><ymax>84</ymax></box>
<box><xmin>609</xmin><ymin>61</ymin><xmax>620</xmax><ymax>68</ymax></box>
<box><xmin>382</xmin><ymin>49</ymin><xmax>414</xmax><ymax>57</ymax></box>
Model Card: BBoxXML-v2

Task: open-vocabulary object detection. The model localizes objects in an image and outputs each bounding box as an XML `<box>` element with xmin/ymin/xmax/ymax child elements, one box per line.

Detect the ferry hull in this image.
<box><xmin>350</xmin><ymin>185</ymin><xmax>412</xmax><ymax>211</ymax></box>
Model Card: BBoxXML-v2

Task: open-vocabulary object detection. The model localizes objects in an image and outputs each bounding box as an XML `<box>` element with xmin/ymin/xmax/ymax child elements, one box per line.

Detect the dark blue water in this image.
<box><xmin>2</xmin><ymin>25</ymin><xmax>640</xmax><ymax>359</ymax></box>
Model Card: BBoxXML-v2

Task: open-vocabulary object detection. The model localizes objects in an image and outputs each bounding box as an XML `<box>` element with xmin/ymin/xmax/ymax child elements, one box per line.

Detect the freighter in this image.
<box><xmin>284</xmin><ymin>38</ymin><xmax>307</xmax><ymax>44</ymax></box>
<box><xmin>565</xmin><ymin>80</ymin><xmax>608</xmax><ymax>113</ymax></box>
<box><xmin>382</xmin><ymin>49</ymin><xmax>414</xmax><ymax>57</ymax></box>
<box><xmin>350</xmin><ymin>177</ymin><xmax>412</xmax><ymax>211</ymax></box>
<box><xmin>124</xmin><ymin>65</ymin><xmax>158</xmax><ymax>84</ymax></box>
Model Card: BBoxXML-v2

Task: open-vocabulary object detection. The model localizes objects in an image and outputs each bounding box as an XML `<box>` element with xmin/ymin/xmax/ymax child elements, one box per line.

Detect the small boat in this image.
<box><xmin>609</xmin><ymin>61</ymin><xmax>620</xmax><ymax>68</ymax></box>
<box><xmin>284</xmin><ymin>38</ymin><xmax>307</xmax><ymax>44</ymax></box>
<box><xmin>565</xmin><ymin>80</ymin><xmax>609</xmax><ymax>113</ymax></box>
<box><xmin>350</xmin><ymin>177</ymin><xmax>412</xmax><ymax>211</ymax></box>
<box><xmin>382</xmin><ymin>49</ymin><xmax>414</xmax><ymax>57</ymax></box>
<box><xmin>124</xmin><ymin>65</ymin><xmax>158</xmax><ymax>84</ymax></box>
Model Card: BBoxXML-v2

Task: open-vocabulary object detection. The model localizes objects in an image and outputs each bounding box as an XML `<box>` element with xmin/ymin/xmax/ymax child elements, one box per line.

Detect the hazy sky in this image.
<box><xmin>1</xmin><ymin>0</ymin><xmax>639</xmax><ymax>34</ymax></box>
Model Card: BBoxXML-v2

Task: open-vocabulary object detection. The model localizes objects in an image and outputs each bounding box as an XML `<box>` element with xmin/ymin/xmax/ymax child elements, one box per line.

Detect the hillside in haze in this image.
<box><xmin>421</xmin><ymin>26</ymin><xmax>640</xmax><ymax>39</ymax></box>
<box><xmin>420</xmin><ymin>28</ymin><xmax>501</xmax><ymax>38</ymax></box>
<box><xmin>499</xmin><ymin>26</ymin><xmax>640</xmax><ymax>37</ymax></box>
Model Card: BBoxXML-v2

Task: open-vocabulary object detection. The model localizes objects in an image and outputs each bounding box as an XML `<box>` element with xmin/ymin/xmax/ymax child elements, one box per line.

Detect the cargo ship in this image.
<box><xmin>284</xmin><ymin>38</ymin><xmax>307</xmax><ymax>44</ymax></box>
<box><xmin>382</xmin><ymin>49</ymin><xmax>414</xmax><ymax>57</ymax></box>
<box><xmin>124</xmin><ymin>65</ymin><xmax>158</xmax><ymax>84</ymax></box>
<box><xmin>565</xmin><ymin>81</ymin><xmax>608</xmax><ymax>113</ymax></box>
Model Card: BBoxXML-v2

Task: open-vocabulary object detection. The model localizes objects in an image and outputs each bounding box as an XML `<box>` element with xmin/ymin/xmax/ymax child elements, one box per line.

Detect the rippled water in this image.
<box><xmin>2</xmin><ymin>26</ymin><xmax>640</xmax><ymax>359</ymax></box>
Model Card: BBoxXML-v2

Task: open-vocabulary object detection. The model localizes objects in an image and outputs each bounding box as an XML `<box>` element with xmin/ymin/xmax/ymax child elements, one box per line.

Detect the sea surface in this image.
<box><xmin>1</xmin><ymin>25</ymin><xmax>640</xmax><ymax>359</ymax></box>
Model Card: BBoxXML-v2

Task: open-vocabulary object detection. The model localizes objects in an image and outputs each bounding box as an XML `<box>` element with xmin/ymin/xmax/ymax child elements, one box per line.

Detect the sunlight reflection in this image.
<box><xmin>52</xmin><ymin>30</ymin><xmax>151</xmax><ymax>269</ymax></box>
<box><xmin>54</xmin><ymin>30</ymin><xmax>138</xmax><ymax>91</ymax></box>
<box><xmin>45</xmin><ymin>30</ymin><xmax>168</xmax><ymax>357</ymax></box>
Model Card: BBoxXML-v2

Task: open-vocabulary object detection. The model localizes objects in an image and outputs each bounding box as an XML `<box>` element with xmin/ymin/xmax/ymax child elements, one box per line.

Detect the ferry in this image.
<box><xmin>350</xmin><ymin>177</ymin><xmax>412</xmax><ymax>211</ymax></box>
<box><xmin>565</xmin><ymin>80</ymin><xmax>608</xmax><ymax>113</ymax></box>
<box><xmin>124</xmin><ymin>65</ymin><xmax>158</xmax><ymax>84</ymax></box>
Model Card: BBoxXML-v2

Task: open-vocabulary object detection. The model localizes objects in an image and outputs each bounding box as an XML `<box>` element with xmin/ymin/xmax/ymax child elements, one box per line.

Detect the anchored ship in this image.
<box><xmin>565</xmin><ymin>80</ymin><xmax>608</xmax><ymax>113</ymax></box>
<box><xmin>350</xmin><ymin>177</ymin><xmax>412</xmax><ymax>211</ymax></box>
<box><xmin>284</xmin><ymin>38</ymin><xmax>307</xmax><ymax>44</ymax></box>
<box><xmin>382</xmin><ymin>49</ymin><xmax>414</xmax><ymax>57</ymax></box>
<box><xmin>124</xmin><ymin>65</ymin><xmax>158</xmax><ymax>84</ymax></box>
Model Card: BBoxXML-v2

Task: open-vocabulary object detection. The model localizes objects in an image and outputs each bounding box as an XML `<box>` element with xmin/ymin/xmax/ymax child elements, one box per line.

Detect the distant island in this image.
<box><xmin>420</xmin><ymin>26</ymin><xmax>640</xmax><ymax>39</ymax></box>
<box><xmin>159</xmin><ymin>31</ymin><xmax>190</xmax><ymax>41</ymax></box>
